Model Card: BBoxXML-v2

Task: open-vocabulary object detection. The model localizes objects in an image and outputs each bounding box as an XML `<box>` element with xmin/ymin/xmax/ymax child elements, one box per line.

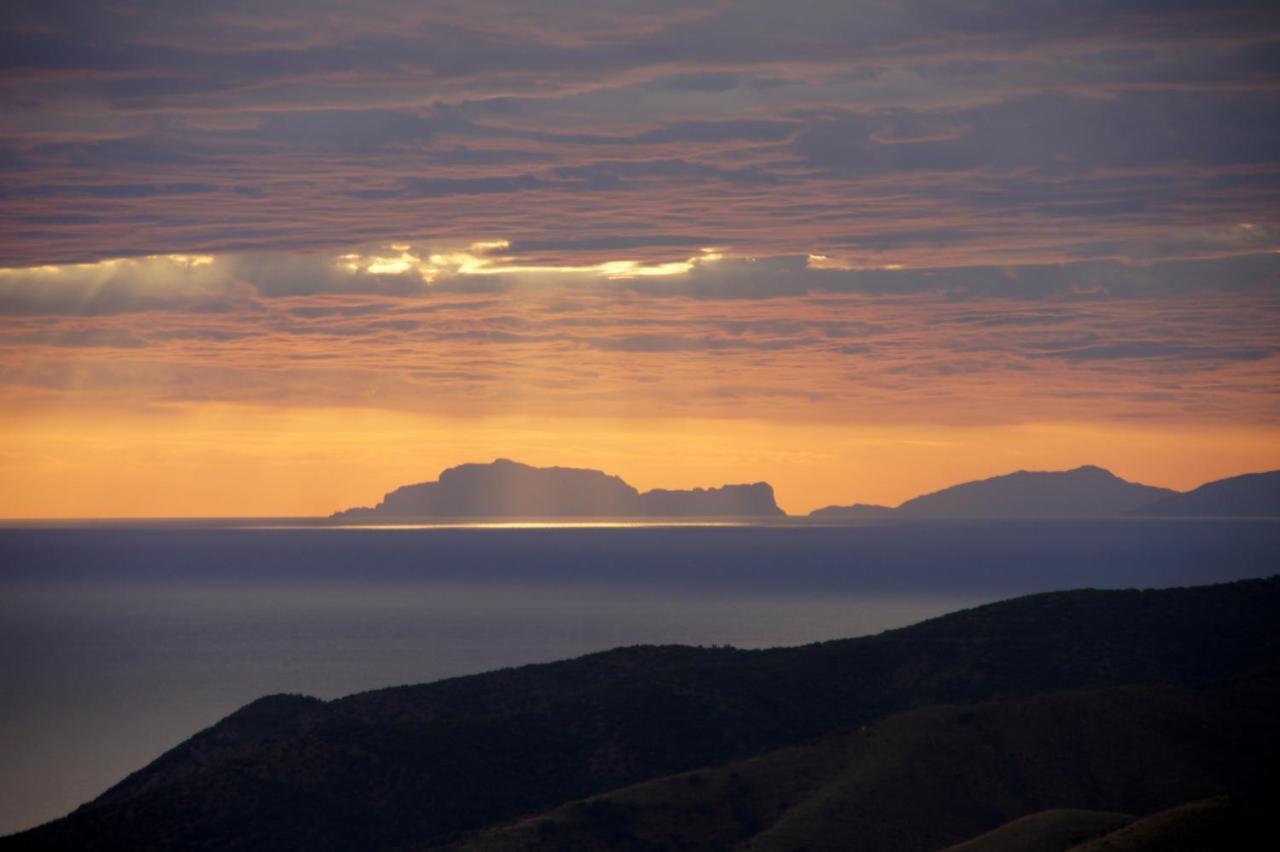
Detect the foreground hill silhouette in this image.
<box><xmin>1134</xmin><ymin>470</ymin><xmax>1280</xmax><ymax>518</ymax></box>
<box><xmin>5</xmin><ymin>577</ymin><xmax>1278</xmax><ymax>851</ymax></box>
<box><xmin>331</xmin><ymin>459</ymin><xmax>784</xmax><ymax>520</ymax></box>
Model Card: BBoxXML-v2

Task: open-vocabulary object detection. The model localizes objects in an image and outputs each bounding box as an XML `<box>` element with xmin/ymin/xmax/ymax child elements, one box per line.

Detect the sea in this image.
<box><xmin>1</xmin><ymin>518</ymin><xmax>1277</xmax><ymax>836</ymax></box>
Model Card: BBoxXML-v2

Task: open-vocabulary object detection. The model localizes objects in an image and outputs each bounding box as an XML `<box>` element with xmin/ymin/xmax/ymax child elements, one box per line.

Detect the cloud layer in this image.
<box><xmin>2</xmin><ymin>247</ymin><xmax>1277</xmax><ymax>428</ymax></box>
<box><xmin>2</xmin><ymin>1</ymin><xmax>1279</xmax><ymax>513</ymax></box>
<box><xmin>2</xmin><ymin>1</ymin><xmax>1278</xmax><ymax>268</ymax></box>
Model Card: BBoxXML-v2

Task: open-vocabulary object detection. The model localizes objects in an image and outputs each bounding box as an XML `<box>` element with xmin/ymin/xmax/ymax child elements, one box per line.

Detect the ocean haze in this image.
<box><xmin>2</xmin><ymin>520</ymin><xmax>1278</xmax><ymax>836</ymax></box>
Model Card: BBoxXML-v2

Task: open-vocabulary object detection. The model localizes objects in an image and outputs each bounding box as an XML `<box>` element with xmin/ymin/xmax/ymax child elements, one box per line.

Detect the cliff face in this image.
<box><xmin>332</xmin><ymin>459</ymin><xmax>784</xmax><ymax>520</ymax></box>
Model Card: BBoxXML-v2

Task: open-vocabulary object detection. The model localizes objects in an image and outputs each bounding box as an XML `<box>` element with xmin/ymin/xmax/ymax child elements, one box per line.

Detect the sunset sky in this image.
<box><xmin>2</xmin><ymin>0</ymin><xmax>1279</xmax><ymax>517</ymax></box>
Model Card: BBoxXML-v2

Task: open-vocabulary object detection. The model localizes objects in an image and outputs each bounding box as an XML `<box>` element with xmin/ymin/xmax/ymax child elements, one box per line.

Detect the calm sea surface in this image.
<box><xmin>1</xmin><ymin>520</ymin><xmax>1277</xmax><ymax>835</ymax></box>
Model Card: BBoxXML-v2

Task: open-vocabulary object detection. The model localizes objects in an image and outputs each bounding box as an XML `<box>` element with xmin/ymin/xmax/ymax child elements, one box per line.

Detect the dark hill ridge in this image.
<box><xmin>5</xmin><ymin>577</ymin><xmax>1279</xmax><ymax>851</ymax></box>
<box><xmin>455</xmin><ymin>676</ymin><xmax>1277</xmax><ymax>851</ymax></box>
<box><xmin>945</xmin><ymin>796</ymin><xmax>1271</xmax><ymax>852</ymax></box>
<box><xmin>1133</xmin><ymin>470</ymin><xmax>1280</xmax><ymax>518</ymax></box>
<box><xmin>1069</xmin><ymin>794</ymin><xmax>1271</xmax><ymax>851</ymax></box>
<box><xmin>941</xmin><ymin>809</ymin><xmax>1136</xmax><ymax>852</ymax></box>
<box><xmin>331</xmin><ymin>459</ymin><xmax>784</xmax><ymax>520</ymax></box>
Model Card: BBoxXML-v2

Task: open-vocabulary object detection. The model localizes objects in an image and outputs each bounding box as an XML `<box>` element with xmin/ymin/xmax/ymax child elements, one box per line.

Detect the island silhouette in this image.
<box><xmin>331</xmin><ymin>458</ymin><xmax>784</xmax><ymax>520</ymax></box>
<box><xmin>331</xmin><ymin>459</ymin><xmax>1280</xmax><ymax>521</ymax></box>
<box><xmin>1136</xmin><ymin>470</ymin><xmax>1280</xmax><ymax>517</ymax></box>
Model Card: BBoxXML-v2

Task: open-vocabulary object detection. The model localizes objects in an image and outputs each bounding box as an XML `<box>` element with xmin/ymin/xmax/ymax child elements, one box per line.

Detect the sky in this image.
<box><xmin>1</xmin><ymin>0</ymin><xmax>1279</xmax><ymax>517</ymax></box>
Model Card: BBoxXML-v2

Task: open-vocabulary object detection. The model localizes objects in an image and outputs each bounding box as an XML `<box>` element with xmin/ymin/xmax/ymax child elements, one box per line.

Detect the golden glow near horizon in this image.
<box><xmin>3</xmin><ymin>404</ymin><xmax>1278</xmax><ymax>518</ymax></box>
<box><xmin>2</xmin><ymin>244</ymin><xmax>1278</xmax><ymax>520</ymax></box>
<box><xmin>3</xmin><ymin>1</ymin><xmax>1279</xmax><ymax>523</ymax></box>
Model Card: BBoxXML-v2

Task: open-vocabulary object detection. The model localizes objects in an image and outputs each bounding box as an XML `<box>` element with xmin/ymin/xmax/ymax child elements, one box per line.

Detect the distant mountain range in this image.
<box><xmin>331</xmin><ymin>458</ymin><xmax>784</xmax><ymax>521</ymax></box>
<box><xmin>7</xmin><ymin>576</ymin><xmax>1277</xmax><ymax>850</ymax></box>
<box><xmin>331</xmin><ymin>459</ymin><xmax>1280</xmax><ymax>521</ymax></box>
<box><xmin>1135</xmin><ymin>470</ymin><xmax>1280</xmax><ymax>518</ymax></box>
<box><xmin>812</xmin><ymin>466</ymin><xmax>1280</xmax><ymax>520</ymax></box>
<box><xmin>812</xmin><ymin>464</ymin><xmax>1178</xmax><ymax>519</ymax></box>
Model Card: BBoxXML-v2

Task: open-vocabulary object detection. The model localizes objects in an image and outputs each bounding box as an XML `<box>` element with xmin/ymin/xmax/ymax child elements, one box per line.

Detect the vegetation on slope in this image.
<box><xmin>450</xmin><ymin>674</ymin><xmax>1276</xmax><ymax>851</ymax></box>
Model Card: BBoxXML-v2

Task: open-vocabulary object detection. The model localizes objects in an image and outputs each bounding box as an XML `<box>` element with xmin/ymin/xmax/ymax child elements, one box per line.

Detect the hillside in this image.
<box><xmin>1068</xmin><ymin>795</ymin><xmax>1269</xmax><ymax>851</ymax></box>
<box><xmin>453</xmin><ymin>675</ymin><xmax>1276</xmax><ymax>850</ymax></box>
<box><xmin>942</xmin><ymin>794</ymin><xmax>1271</xmax><ymax>852</ymax></box>
<box><xmin>941</xmin><ymin>810</ymin><xmax>1134</xmax><ymax>852</ymax></box>
<box><xmin>5</xmin><ymin>577</ymin><xmax>1278</xmax><ymax>851</ymax></box>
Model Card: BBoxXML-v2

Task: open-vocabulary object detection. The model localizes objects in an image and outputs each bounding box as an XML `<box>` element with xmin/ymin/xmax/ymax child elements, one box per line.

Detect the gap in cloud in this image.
<box><xmin>336</xmin><ymin>240</ymin><xmax>725</xmax><ymax>282</ymax></box>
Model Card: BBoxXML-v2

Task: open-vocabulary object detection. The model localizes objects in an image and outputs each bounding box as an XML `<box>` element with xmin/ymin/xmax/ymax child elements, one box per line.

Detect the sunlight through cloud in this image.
<box><xmin>336</xmin><ymin>241</ymin><xmax>725</xmax><ymax>282</ymax></box>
